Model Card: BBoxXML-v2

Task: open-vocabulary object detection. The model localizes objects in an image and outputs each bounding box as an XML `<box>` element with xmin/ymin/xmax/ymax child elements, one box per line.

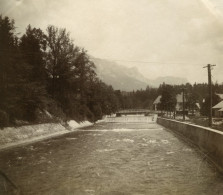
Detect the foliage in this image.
<box><xmin>201</xmin><ymin>93</ymin><xmax>221</xmax><ymax>116</ymax></box>
<box><xmin>0</xmin><ymin>16</ymin><xmax>123</xmax><ymax>126</ymax></box>
<box><xmin>1</xmin><ymin>15</ymin><xmax>223</xmax><ymax>128</ymax></box>
<box><xmin>159</xmin><ymin>84</ymin><xmax>177</xmax><ymax>111</ymax></box>
<box><xmin>0</xmin><ymin>110</ymin><xmax>9</xmax><ymax>128</ymax></box>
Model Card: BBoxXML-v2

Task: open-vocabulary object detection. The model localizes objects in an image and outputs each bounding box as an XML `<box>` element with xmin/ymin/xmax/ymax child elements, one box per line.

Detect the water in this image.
<box><xmin>0</xmin><ymin>122</ymin><xmax>223</xmax><ymax>194</ymax></box>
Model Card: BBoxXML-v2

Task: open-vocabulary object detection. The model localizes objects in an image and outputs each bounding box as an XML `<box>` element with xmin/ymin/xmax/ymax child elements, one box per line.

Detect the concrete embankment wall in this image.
<box><xmin>157</xmin><ymin>117</ymin><xmax>223</xmax><ymax>172</ymax></box>
<box><xmin>0</xmin><ymin>120</ymin><xmax>93</xmax><ymax>151</ymax></box>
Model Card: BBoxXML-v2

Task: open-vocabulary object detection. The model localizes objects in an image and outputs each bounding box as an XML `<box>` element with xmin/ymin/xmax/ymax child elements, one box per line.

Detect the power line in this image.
<box><xmin>91</xmin><ymin>58</ymin><xmax>206</xmax><ymax>65</ymax></box>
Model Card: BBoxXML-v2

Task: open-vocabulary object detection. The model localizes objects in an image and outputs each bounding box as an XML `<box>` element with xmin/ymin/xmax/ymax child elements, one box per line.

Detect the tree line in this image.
<box><xmin>114</xmin><ymin>82</ymin><xmax>223</xmax><ymax>117</ymax></box>
<box><xmin>1</xmin><ymin>15</ymin><xmax>223</xmax><ymax>128</ymax></box>
<box><xmin>0</xmin><ymin>15</ymin><xmax>122</xmax><ymax>127</ymax></box>
<box><xmin>155</xmin><ymin>82</ymin><xmax>223</xmax><ymax>116</ymax></box>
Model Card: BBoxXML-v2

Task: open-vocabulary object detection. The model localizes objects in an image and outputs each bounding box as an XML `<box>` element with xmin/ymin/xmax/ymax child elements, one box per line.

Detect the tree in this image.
<box><xmin>201</xmin><ymin>93</ymin><xmax>220</xmax><ymax>116</ymax></box>
<box><xmin>0</xmin><ymin>15</ymin><xmax>19</xmax><ymax>124</ymax></box>
<box><xmin>186</xmin><ymin>92</ymin><xmax>199</xmax><ymax>114</ymax></box>
<box><xmin>160</xmin><ymin>84</ymin><xmax>177</xmax><ymax>112</ymax></box>
<box><xmin>20</xmin><ymin>25</ymin><xmax>47</xmax><ymax>83</ymax></box>
<box><xmin>45</xmin><ymin>25</ymin><xmax>100</xmax><ymax>121</ymax></box>
<box><xmin>73</xmin><ymin>49</ymin><xmax>96</xmax><ymax>103</ymax></box>
<box><xmin>45</xmin><ymin>25</ymin><xmax>78</xmax><ymax>100</ymax></box>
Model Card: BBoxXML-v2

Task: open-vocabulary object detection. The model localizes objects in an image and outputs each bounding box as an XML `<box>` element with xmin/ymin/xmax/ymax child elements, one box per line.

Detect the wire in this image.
<box><xmin>91</xmin><ymin>58</ymin><xmax>207</xmax><ymax>65</ymax></box>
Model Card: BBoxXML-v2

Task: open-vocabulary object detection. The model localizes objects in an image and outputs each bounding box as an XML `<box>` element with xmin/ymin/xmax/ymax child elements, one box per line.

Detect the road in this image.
<box><xmin>0</xmin><ymin>122</ymin><xmax>223</xmax><ymax>194</ymax></box>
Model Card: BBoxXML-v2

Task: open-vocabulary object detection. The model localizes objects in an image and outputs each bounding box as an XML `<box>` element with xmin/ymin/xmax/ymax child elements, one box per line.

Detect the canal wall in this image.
<box><xmin>0</xmin><ymin>120</ymin><xmax>94</xmax><ymax>151</ymax></box>
<box><xmin>157</xmin><ymin>117</ymin><xmax>223</xmax><ymax>172</ymax></box>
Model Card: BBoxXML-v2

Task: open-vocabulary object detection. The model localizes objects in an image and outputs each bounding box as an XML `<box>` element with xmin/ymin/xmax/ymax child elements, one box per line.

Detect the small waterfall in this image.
<box><xmin>105</xmin><ymin>114</ymin><xmax>157</xmax><ymax>123</ymax></box>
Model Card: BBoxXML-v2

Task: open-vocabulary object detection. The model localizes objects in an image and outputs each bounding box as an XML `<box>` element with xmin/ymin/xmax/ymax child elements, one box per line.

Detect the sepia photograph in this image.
<box><xmin>0</xmin><ymin>0</ymin><xmax>223</xmax><ymax>194</ymax></box>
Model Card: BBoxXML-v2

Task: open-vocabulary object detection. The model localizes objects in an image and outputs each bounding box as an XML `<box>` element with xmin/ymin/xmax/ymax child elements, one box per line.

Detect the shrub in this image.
<box><xmin>0</xmin><ymin>110</ymin><xmax>9</xmax><ymax>129</ymax></box>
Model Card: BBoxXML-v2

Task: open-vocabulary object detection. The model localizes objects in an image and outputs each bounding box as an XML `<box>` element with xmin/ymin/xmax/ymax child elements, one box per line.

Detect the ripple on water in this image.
<box><xmin>122</xmin><ymin>139</ymin><xmax>134</xmax><ymax>143</ymax></box>
<box><xmin>96</xmin><ymin>149</ymin><xmax>115</xmax><ymax>152</ymax></box>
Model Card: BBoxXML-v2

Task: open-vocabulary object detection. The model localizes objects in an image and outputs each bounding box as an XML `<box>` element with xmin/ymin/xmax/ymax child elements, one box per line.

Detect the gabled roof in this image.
<box><xmin>153</xmin><ymin>95</ymin><xmax>161</xmax><ymax>104</ymax></box>
<box><xmin>216</xmin><ymin>93</ymin><xmax>223</xmax><ymax>100</ymax></box>
<box><xmin>219</xmin><ymin>108</ymin><xmax>223</xmax><ymax>111</ymax></box>
<box><xmin>153</xmin><ymin>93</ymin><xmax>187</xmax><ymax>104</ymax></box>
<box><xmin>212</xmin><ymin>100</ymin><xmax>223</xmax><ymax>109</ymax></box>
<box><xmin>195</xmin><ymin>103</ymin><xmax>200</xmax><ymax>109</ymax></box>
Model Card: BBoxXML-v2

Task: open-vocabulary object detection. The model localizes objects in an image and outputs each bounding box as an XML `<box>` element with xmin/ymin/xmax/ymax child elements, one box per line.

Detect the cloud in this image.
<box><xmin>0</xmin><ymin>0</ymin><xmax>223</xmax><ymax>83</ymax></box>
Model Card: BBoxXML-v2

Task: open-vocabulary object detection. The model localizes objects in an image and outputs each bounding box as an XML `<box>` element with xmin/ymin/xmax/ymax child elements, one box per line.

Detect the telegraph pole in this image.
<box><xmin>203</xmin><ymin>64</ymin><xmax>216</xmax><ymax>127</ymax></box>
<box><xmin>182</xmin><ymin>88</ymin><xmax>185</xmax><ymax>121</ymax></box>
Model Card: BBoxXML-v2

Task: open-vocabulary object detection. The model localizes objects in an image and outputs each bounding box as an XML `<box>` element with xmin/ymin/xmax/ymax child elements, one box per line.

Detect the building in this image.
<box><xmin>212</xmin><ymin>100</ymin><xmax>223</xmax><ymax>117</ymax></box>
<box><xmin>153</xmin><ymin>93</ymin><xmax>186</xmax><ymax>112</ymax></box>
<box><xmin>175</xmin><ymin>93</ymin><xmax>185</xmax><ymax>112</ymax></box>
<box><xmin>153</xmin><ymin>93</ymin><xmax>200</xmax><ymax>115</ymax></box>
<box><xmin>212</xmin><ymin>93</ymin><xmax>223</xmax><ymax>117</ymax></box>
<box><xmin>216</xmin><ymin>93</ymin><xmax>223</xmax><ymax>100</ymax></box>
<box><xmin>153</xmin><ymin>95</ymin><xmax>161</xmax><ymax>111</ymax></box>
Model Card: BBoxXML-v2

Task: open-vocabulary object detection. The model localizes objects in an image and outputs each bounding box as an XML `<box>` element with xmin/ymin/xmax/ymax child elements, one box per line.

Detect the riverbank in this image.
<box><xmin>0</xmin><ymin>120</ymin><xmax>96</xmax><ymax>151</ymax></box>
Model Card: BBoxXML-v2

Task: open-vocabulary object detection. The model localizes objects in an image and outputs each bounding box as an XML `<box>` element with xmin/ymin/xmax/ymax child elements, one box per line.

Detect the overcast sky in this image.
<box><xmin>1</xmin><ymin>0</ymin><xmax>223</xmax><ymax>83</ymax></box>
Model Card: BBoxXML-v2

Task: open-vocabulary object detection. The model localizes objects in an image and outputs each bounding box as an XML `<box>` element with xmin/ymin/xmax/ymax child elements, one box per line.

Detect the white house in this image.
<box><xmin>153</xmin><ymin>95</ymin><xmax>161</xmax><ymax>111</ymax></box>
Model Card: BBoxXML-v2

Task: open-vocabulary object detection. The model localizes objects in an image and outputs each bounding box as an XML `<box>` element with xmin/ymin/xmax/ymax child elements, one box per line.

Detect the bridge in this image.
<box><xmin>116</xmin><ymin>109</ymin><xmax>154</xmax><ymax>116</ymax></box>
<box><xmin>104</xmin><ymin>109</ymin><xmax>157</xmax><ymax>123</ymax></box>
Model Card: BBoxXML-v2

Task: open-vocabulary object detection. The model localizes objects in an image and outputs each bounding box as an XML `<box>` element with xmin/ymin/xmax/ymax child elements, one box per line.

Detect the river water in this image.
<box><xmin>0</xmin><ymin>122</ymin><xmax>223</xmax><ymax>194</ymax></box>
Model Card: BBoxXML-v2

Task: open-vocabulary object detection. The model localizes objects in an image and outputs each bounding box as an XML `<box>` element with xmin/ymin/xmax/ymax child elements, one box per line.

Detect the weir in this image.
<box><xmin>105</xmin><ymin>115</ymin><xmax>157</xmax><ymax>123</ymax></box>
<box><xmin>105</xmin><ymin>109</ymin><xmax>157</xmax><ymax>123</ymax></box>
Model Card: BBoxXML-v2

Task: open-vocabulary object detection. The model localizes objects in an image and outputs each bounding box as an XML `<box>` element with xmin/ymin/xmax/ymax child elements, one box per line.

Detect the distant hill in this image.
<box><xmin>152</xmin><ymin>76</ymin><xmax>188</xmax><ymax>87</ymax></box>
<box><xmin>92</xmin><ymin>57</ymin><xmax>188</xmax><ymax>91</ymax></box>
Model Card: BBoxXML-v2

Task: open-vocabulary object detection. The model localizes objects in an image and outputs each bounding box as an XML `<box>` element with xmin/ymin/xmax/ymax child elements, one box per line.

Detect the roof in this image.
<box><xmin>195</xmin><ymin>103</ymin><xmax>200</xmax><ymax>109</ymax></box>
<box><xmin>212</xmin><ymin>100</ymin><xmax>223</xmax><ymax>109</ymax></box>
<box><xmin>219</xmin><ymin>108</ymin><xmax>223</xmax><ymax>111</ymax></box>
<box><xmin>153</xmin><ymin>95</ymin><xmax>161</xmax><ymax>104</ymax></box>
<box><xmin>153</xmin><ymin>93</ymin><xmax>187</xmax><ymax>104</ymax></box>
<box><xmin>216</xmin><ymin>93</ymin><xmax>223</xmax><ymax>100</ymax></box>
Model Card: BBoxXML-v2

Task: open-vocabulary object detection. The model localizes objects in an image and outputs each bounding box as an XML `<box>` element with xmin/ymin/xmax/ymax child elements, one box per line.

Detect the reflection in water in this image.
<box><xmin>0</xmin><ymin>122</ymin><xmax>223</xmax><ymax>194</ymax></box>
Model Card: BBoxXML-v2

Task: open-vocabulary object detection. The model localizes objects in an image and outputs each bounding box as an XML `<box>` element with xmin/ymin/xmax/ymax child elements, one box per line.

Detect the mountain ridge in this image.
<box><xmin>92</xmin><ymin>57</ymin><xmax>188</xmax><ymax>91</ymax></box>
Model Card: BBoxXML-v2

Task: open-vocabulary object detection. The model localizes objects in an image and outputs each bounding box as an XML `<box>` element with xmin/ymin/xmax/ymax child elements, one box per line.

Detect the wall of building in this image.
<box><xmin>157</xmin><ymin>117</ymin><xmax>223</xmax><ymax>173</ymax></box>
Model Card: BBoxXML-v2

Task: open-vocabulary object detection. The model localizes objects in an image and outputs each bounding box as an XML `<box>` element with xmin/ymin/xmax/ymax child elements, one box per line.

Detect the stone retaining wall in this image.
<box><xmin>157</xmin><ymin>117</ymin><xmax>223</xmax><ymax>173</ymax></box>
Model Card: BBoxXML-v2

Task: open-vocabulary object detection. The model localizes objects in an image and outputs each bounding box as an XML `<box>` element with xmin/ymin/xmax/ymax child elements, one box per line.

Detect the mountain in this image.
<box><xmin>92</xmin><ymin>57</ymin><xmax>188</xmax><ymax>91</ymax></box>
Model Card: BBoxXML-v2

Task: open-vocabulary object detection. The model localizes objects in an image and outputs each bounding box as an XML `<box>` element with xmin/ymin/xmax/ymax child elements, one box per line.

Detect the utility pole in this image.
<box><xmin>182</xmin><ymin>88</ymin><xmax>185</xmax><ymax>121</ymax></box>
<box><xmin>203</xmin><ymin>64</ymin><xmax>216</xmax><ymax>127</ymax></box>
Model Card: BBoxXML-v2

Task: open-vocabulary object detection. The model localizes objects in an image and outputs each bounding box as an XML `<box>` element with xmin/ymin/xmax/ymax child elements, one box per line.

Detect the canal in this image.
<box><xmin>0</xmin><ymin>122</ymin><xmax>223</xmax><ymax>194</ymax></box>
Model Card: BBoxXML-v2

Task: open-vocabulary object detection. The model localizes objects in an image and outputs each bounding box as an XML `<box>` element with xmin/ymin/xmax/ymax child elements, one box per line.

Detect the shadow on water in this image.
<box><xmin>0</xmin><ymin>170</ymin><xmax>21</xmax><ymax>195</ymax></box>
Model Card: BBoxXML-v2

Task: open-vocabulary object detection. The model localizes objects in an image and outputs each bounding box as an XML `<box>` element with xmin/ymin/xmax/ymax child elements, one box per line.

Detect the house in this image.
<box><xmin>216</xmin><ymin>93</ymin><xmax>223</xmax><ymax>100</ymax></box>
<box><xmin>175</xmin><ymin>93</ymin><xmax>185</xmax><ymax>112</ymax></box>
<box><xmin>153</xmin><ymin>95</ymin><xmax>161</xmax><ymax>111</ymax></box>
<box><xmin>153</xmin><ymin>93</ymin><xmax>199</xmax><ymax>115</ymax></box>
<box><xmin>212</xmin><ymin>100</ymin><xmax>223</xmax><ymax>117</ymax></box>
<box><xmin>153</xmin><ymin>93</ymin><xmax>186</xmax><ymax>112</ymax></box>
<box><xmin>212</xmin><ymin>93</ymin><xmax>223</xmax><ymax>117</ymax></box>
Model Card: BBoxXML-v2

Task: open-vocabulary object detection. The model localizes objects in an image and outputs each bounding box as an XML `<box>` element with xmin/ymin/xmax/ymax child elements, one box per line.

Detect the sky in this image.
<box><xmin>1</xmin><ymin>0</ymin><xmax>223</xmax><ymax>83</ymax></box>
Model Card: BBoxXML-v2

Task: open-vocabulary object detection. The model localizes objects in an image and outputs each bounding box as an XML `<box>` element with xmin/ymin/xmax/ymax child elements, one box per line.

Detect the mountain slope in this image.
<box><xmin>92</xmin><ymin>57</ymin><xmax>188</xmax><ymax>91</ymax></box>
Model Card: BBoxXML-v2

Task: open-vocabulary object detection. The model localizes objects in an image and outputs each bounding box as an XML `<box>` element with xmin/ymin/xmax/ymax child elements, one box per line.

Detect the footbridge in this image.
<box><xmin>116</xmin><ymin>109</ymin><xmax>154</xmax><ymax>116</ymax></box>
<box><xmin>105</xmin><ymin>109</ymin><xmax>157</xmax><ymax>123</ymax></box>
